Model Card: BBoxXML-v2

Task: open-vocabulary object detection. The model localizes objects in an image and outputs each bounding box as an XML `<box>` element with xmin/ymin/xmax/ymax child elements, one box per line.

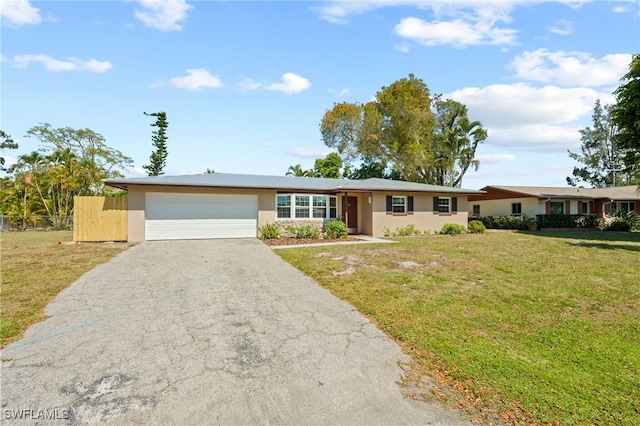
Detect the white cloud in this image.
<box><xmin>1</xmin><ymin>0</ymin><xmax>40</xmax><ymax>26</ymax></box>
<box><xmin>395</xmin><ymin>16</ymin><xmax>517</xmax><ymax>47</ymax></box>
<box><xmin>446</xmin><ymin>83</ymin><xmax>614</xmax><ymax>152</ymax></box>
<box><xmin>287</xmin><ymin>147</ymin><xmax>332</xmax><ymax>158</ymax></box>
<box><xmin>395</xmin><ymin>42</ymin><xmax>411</xmax><ymax>53</ymax></box>
<box><xmin>168</xmin><ymin>69</ymin><xmax>223</xmax><ymax>90</ymax></box>
<box><xmin>236</xmin><ymin>76</ymin><xmax>262</xmax><ymax>92</ymax></box>
<box><xmin>265</xmin><ymin>73</ymin><xmax>311</xmax><ymax>94</ymax></box>
<box><xmin>134</xmin><ymin>0</ymin><xmax>192</xmax><ymax>31</ymax></box>
<box><xmin>317</xmin><ymin>0</ymin><xmax>521</xmax><ymax>47</ymax></box>
<box><xmin>315</xmin><ymin>1</ymin><xmax>601</xmax><ymax>23</ymax></box>
<box><xmin>313</xmin><ymin>1</ymin><xmax>388</xmax><ymax>23</ymax></box>
<box><xmin>511</xmin><ymin>49</ymin><xmax>632</xmax><ymax>87</ymax></box>
<box><xmin>328</xmin><ymin>87</ymin><xmax>351</xmax><ymax>97</ymax></box>
<box><xmin>612</xmin><ymin>5</ymin><xmax>631</xmax><ymax>13</ymax></box>
<box><xmin>11</xmin><ymin>54</ymin><xmax>112</xmax><ymax>72</ymax></box>
<box><xmin>548</xmin><ymin>19</ymin><xmax>573</xmax><ymax>35</ymax></box>
<box><xmin>475</xmin><ymin>153</ymin><xmax>517</xmax><ymax>165</ymax></box>
<box><xmin>448</xmin><ymin>83</ymin><xmax>608</xmax><ymax>126</ymax></box>
<box><xmin>488</xmin><ymin>124</ymin><xmax>584</xmax><ymax>152</ymax></box>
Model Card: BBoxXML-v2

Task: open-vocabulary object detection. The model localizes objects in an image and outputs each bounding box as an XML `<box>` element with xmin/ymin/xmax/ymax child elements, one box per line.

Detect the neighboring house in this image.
<box><xmin>104</xmin><ymin>173</ymin><xmax>484</xmax><ymax>242</ymax></box>
<box><xmin>468</xmin><ymin>185</ymin><xmax>640</xmax><ymax>218</ymax></box>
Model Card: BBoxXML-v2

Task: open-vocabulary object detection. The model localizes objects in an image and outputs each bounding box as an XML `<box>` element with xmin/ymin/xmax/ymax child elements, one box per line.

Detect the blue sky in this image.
<box><xmin>1</xmin><ymin>0</ymin><xmax>637</xmax><ymax>190</ymax></box>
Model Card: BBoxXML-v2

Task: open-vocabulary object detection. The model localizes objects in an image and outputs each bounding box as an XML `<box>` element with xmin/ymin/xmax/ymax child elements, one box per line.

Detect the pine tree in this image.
<box><xmin>143</xmin><ymin>112</ymin><xmax>169</xmax><ymax>176</ymax></box>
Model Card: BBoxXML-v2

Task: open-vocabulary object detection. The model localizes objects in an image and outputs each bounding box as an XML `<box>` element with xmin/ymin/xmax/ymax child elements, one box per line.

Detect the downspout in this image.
<box><xmin>602</xmin><ymin>200</ymin><xmax>613</xmax><ymax>217</ymax></box>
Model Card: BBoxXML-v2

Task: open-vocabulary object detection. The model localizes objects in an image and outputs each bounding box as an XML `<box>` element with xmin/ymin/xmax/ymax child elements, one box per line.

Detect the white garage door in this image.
<box><xmin>145</xmin><ymin>193</ymin><xmax>258</xmax><ymax>240</ymax></box>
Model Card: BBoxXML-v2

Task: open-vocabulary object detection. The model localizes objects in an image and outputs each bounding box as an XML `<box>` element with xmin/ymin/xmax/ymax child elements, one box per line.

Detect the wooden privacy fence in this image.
<box><xmin>73</xmin><ymin>196</ymin><xmax>127</xmax><ymax>242</ymax></box>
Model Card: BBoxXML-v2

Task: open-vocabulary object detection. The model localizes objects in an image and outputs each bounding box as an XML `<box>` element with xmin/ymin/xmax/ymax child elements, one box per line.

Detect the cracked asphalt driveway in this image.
<box><xmin>2</xmin><ymin>239</ymin><xmax>469</xmax><ymax>425</ymax></box>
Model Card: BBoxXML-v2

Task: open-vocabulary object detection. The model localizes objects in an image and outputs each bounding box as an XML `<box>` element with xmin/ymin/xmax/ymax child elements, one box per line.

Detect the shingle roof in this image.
<box><xmin>485</xmin><ymin>185</ymin><xmax>640</xmax><ymax>200</ymax></box>
<box><xmin>105</xmin><ymin>173</ymin><xmax>484</xmax><ymax>194</ymax></box>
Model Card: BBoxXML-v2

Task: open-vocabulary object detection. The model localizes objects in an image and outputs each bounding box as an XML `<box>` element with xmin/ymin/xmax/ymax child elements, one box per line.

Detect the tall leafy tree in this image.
<box><xmin>320</xmin><ymin>75</ymin><xmax>485</xmax><ymax>186</ymax></box>
<box><xmin>1</xmin><ymin>151</ymin><xmax>46</xmax><ymax>228</ymax></box>
<box><xmin>25</xmin><ymin>124</ymin><xmax>133</xmax><ymax>194</ymax></box>
<box><xmin>567</xmin><ymin>100</ymin><xmax>624</xmax><ymax>187</ymax></box>
<box><xmin>2</xmin><ymin>124</ymin><xmax>133</xmax><ymax>229</ymax></box>
<box><xmin>312</xmin><ymin>153</ymin><xmax>343</xmax><ymax>178</ymax></box>
<box><xmin>143</xmin><ymin>111</ymin><xmax>169</xmax><ymax>176</ymax></box>
<box><xmin>0</xmin><ymin>130</ymin><xmax>19</xmax><ymax>171</ymax></box>
<box><xmin>611</xmin><ymin>54</ymin><xmax>640</xmax><ymax>182</ymax></box>
<box><xmin>321</xmin><ymin>74</ymin><xmax>436</xmax><ymax>182</ymax></box>
<box><xmin>320</xmin><ymin>102</ymin><xmax>365</xmax><ymax>163</ymax></box>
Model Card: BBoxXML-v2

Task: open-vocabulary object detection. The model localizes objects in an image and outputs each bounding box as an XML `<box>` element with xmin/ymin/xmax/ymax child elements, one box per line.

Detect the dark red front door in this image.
<box><xmin>343</xmin><ymin>196</ymin><xmax>358</xmax><ymax>230</ymax></box>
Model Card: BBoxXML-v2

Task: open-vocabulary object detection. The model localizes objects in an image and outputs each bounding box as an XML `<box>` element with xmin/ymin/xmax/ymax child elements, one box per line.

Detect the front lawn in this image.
<box><xmin>0</xmin><ymin>231</ymin><xmax>132</xmax><ymax>348</ymax></box>
<box><xmin>276</xmin><ymin>231</ymin><xmax>640</xmax><ymax>425</ymax></box>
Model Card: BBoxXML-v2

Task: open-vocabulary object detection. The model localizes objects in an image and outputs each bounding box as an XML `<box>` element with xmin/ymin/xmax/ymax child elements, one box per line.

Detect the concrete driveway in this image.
<box><xmin>2</xmin><ymin>239</ymin><xmax>469</xmax><ymax>425</ymax></box>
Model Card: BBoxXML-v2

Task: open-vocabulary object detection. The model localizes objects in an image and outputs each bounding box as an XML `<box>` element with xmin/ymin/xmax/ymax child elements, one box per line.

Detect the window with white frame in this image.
<box><xmin>438</xmin><ymin>197</ymin><xmax>451</xmax><ymax>214</ymax></box>
<box><xmin>313</xmin><ymin>196</ymin><xmax>327</xmax><ymax>218</ymax></box>
<box><xmin>511</xmin><ymin>202</ymin><xmax>522</xmax><ymax>216</ymax></box>
<box><xmin>276</xmin><ymin>195</ymin><xmax>338</xmax><ymax>219</ymax></box>
<box><xmin>277</xmin><ymin>195</ymin><xmax>291</xmax><ymax>218</ymax></box>
<box><xmin>612</xmin><ymin>201</ymin><xmax>635</xmax><ymax>212</ymax></box>
<box><xmin>329</xmin><ymin>197</ymin><xmax>337</xmax><ymax>219</ymax></box>
<box><xmin>392</xmin><ymin>196</ymin><xmax>406</xmax><ymax>214</ymax></box>
<box><xmin>295</xmin><ymin>195</ymin><xmax>310</xmax><ymax>218</ymax></box>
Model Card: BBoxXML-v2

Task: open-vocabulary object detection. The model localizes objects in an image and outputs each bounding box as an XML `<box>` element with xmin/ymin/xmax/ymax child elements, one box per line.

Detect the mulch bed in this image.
<box><xmin>261</xmin><ymin>236</ymin><xmax>363</xmax><ymax>246</ymax></box>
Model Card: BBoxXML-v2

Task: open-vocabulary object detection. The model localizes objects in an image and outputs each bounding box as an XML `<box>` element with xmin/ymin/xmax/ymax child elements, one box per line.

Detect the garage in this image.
<box><xmin>145</xmin><ymin>193</ymin><xmax>258</xmax><ymax>240</ymax></box>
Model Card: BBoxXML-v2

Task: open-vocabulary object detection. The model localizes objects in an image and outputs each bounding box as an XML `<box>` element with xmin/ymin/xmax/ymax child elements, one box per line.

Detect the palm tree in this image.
<box><xmin>452</xmin><ymin>117</ymin><xmax>487</xmax><ymax>187</ymax></box>
<box><xmin>286</xmin><ymin>164</ymin><xmax>311</xmax><ymax>177</ymax></box>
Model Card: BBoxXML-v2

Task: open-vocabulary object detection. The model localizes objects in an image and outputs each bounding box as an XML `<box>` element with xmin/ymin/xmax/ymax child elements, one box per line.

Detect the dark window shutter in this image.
<box><xmin>452</xmin><ymin>197</ymin><xmax>458</xmax><ymax>214</ymax></box>
<box><xmin>565</xmin><ymin>200</ymin><xmax>571</xmax><ymax>214</ymax></box>
<box><xmin>433</xmin><ymin>197</ymin><xmax>439</xmax><ymax>214</ymax></box>
<box><xmin>408</xmin><ymin>196</ymin><xmax>414</xmax><ymax>214</ymax></box>
<box><xmin>386</xmin><ymin>195</ymin><xmax>392</xmax><ymax>215</ymax></box>
<box><xmin>545</xmin><ymin>201</ymin><xmax>551</xmax><ymax>214</ymax></box>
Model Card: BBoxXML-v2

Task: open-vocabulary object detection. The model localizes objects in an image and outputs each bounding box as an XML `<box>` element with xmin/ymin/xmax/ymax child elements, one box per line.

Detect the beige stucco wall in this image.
<box><xmin>567</xmin><ymin>200</ymin><xmax>590</xmax><ymax>214</ymax></box>
<box><xmin>371</xmin><ymin>193</ymin><xmax>469</xmax><ymax>237</ymax></box>
<box><xmin>469</xmin><ymin>198</ymin><xmax>540</xmax><ymax>217</ymax></box>
<box><xmin>469</xmin><ymin>198</ymin><xmax>593</xmax><ymax>217</ymax></box>
<box><xmin>126</xmin><ymin>186</ymin><xmax>471</xmax><ymax>240</ymax></box>
<box><xmin>126</xmin><ymin>185</ymin><xmax>277</xmax><ymax>242</ymax></box>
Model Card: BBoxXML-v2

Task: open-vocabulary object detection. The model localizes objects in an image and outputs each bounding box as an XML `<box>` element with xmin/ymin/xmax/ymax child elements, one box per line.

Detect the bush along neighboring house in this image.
<box><xmin>468</xmin><ymin>185</ymin><xmax>640</xmax><ymax>230</ymax></box>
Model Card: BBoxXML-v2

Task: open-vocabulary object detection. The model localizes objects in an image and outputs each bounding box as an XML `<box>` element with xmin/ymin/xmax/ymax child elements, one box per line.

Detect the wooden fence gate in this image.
<box><xmin>73</xmin><ymin>196</ymin><xmax>127</xmax><ymax>242</ymax></box>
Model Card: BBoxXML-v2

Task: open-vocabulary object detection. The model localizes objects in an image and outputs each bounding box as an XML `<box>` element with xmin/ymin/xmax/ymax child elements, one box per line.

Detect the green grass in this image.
<box><xmin>0</xmin><ymin>231</ymin><xmax>132</xmax><ymax>347</ymax></box>
<box><xmin>276</xmin><ymin>231</ymin><xmax>640</xmax><ymax>425</ymax></box>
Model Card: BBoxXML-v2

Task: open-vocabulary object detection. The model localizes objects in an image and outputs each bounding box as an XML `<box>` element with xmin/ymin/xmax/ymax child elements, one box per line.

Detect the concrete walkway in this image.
<box><xmin>1</xmin><ymin>239</ymin><xmax>469</xmax><ymax>425</ymax></box>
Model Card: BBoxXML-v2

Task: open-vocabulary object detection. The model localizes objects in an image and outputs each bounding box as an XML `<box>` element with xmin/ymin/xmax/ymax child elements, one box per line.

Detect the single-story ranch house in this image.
<box><xmin>468</xmin><ymin>185</ymin><xmax>640</xmax><ymax>218</ymax></box>
<box><xmin>104</xmin><ymin>173</ymin><xmax>484</xmax><ymax>242</ymax></box>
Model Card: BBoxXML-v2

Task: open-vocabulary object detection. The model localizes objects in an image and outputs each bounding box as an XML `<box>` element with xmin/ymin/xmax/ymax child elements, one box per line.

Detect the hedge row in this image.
<box><xmin>471</xmin><ymin>214</ymin><xmax>602</xmax><ymax>230</ymax></box>
<box><xmin>536</xmin><ymin>214</ymin><xmax>601</xmax><ymax>229</ymax></box>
